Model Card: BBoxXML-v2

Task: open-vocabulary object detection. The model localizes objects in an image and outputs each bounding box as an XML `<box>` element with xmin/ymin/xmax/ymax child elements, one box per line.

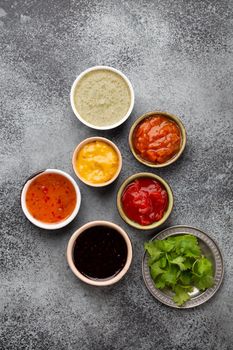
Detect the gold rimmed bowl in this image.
<box><xmin>129</xmin><ymin>111</ymin><xmax>187</xmax><ymax>168</ymax></box>
<box><xmin>117</xmin><ymin>172</ymin><xmax>174</xmax><ymax>230</ymax></box>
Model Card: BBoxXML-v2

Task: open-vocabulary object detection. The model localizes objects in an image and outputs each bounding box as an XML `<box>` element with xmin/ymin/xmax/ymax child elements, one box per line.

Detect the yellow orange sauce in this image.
<box><xmin>25</xmin><ymin>173</ymin><xmax>77</xmax><ymax>223</ymax></box>
<box><xmin>75</xmin><ymin>140</ymin><xmax>119</xmax><ymax>184</ymax></box>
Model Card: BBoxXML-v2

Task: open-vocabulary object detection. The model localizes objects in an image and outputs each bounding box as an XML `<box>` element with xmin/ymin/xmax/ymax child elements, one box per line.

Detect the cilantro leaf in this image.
<box><xmin>182</xmin><ymin>257</ymin><xmax>195</xmax><ymax>270</ymax></box>
<box><xmin>192</xmin><ymin>257</ymin><xmax>214</xmax><ymax>290</ymax></box>
<box><xmin>144</xmin><ymin>241</ymin><xmax>162</xmax><ymax>266</ymax></box>
<box><xmin>157</xmin><ymin>239</ymin><xmax>175</xmax><ymax>252</ymax></box>
<box><xmin>159</xmin><ymin>256</ymin><xmax>167</xmax><ymax>269</ymax></box>
<box><xmin>193</xmin><ymin>274</ymin><xmax>214</xmax><ymax>290</ymax></box>
<box><xmin>194</xmin><ymin>257</ymin><xmax>213</xmax><ymax>275</ymax></box>
<box><xmin>145</xmin><ymin>234</ymin><xmax>215</xmax><ymax>306</ymax></box>
<box><xmin>175</xmin><ymin>235</ymin><xmax>201</xmax><ymax>258</ymax></box>
<box><xmin>172</xmin><ymin>285</ymin><xmax>191</xmax><ymax>306</ymax></box>
<box><xmin>179</xmin><ymin>271</ymin><xmax>192</xmax><ymax>285</ymax></box>
<box><xmin>154</xmin><ymin>279</ymin><xmax>166</xmax><ymax>289</ymax></box>
<box><xmin>161</xmin><ymin>265</ymin><xmax>179</xmax><ymax>287</ymax></box>
<box><xmin>169</xmin><ymin>256</ymin><xmax>186</xmax><ymax>271</ymax></box>
<box><xmin>150</xmin><ymin>261</ymin><xmax>164</xmax><ymax>280</ymax></box>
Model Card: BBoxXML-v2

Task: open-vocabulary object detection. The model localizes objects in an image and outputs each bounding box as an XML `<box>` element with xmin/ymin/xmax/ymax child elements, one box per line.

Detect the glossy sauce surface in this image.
<box><xmin>73</xmin><ymin>226</ymin><xmax>128</xmax><ymax>280</ymax></box>
<box><xmin>133</xmin><ymin>115</ymin><xmax>181</xmax><ymax>164</ymax></box>
<box><xmin>121</xmin><ymin>178</ymin><xmax>168</xmax><ymax>226</ymax></box>
<box><xmin>26</xmin><ymin>173</ymin><xmax>77</xmax><ymax>223</ymax></box>
<box><xmin>76</xmin><ymin>140</ymin><xmax>119</xmax><ymax>184</ymax></box>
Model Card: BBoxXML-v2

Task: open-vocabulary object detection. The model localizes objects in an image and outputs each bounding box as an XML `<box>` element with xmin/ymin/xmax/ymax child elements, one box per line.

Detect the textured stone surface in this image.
<box><xmin>0</xmin><ymin>0</ymin><xmax>233</xmax><ymax>349</ymax></box>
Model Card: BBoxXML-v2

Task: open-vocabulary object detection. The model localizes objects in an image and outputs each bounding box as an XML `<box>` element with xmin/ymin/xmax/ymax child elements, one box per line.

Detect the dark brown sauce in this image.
<box><xmin>73</xmin><ymin>225</ymin><xmax>128</xmax><ymax>280</ymax></box>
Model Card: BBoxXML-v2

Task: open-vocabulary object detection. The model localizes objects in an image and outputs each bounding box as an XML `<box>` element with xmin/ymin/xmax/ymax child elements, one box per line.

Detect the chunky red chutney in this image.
<box><xmin>121</xmin><ymin>178</ymin><xmax>168</xmax><ymax>226</ymax></box>
<box><xmin>133</xmin><ymin>115</ymin><xmax>181</xmax><ymax>164</ymax></box>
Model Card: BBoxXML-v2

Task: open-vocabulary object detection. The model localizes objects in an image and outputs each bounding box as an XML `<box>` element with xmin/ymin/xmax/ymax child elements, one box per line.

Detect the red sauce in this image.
<box><xmin>121</xmin><ymin>178</ymin><xmax>168</xmax><ymax>226</ymax></box>
<box><xmin>133</xmin><ymin>115</ymin><xmax>181</xmax><ymax>164</ymax></box>
<box><xmin>26</xmin><ymin>173</ymin><xmax>77</xmax><ymax>223</ymax></box>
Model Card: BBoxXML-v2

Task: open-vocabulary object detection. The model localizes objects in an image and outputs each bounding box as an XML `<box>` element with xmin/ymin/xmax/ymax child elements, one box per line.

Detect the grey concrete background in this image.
<box><xmin>0</xmin><ymin>0</ymin><xmax>233</xmax><ymax>349</ymax></box>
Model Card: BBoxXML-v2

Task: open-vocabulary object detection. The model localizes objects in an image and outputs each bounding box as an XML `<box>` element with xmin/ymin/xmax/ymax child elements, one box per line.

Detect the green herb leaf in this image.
<box><xmin>179</xmin><ymin>271</ymin><xmax>192</xmax><ymax>285</ymax></box>
<box><xmin>150</xmin><ymin>261</ymin><xmax>164</xmax><ymax>280</ymax></box>
<box><xmin>157</xmin><ymin>239</ymin><xmax>175</xmax><ymax>252</ymax></box>
<box><xmin>193</xmin><ymin>274</ymin><xmax>214</xmax><ymax>291</ymax></box>
<box><xmin>144</xmin><ymin>242</ymin><xmax>161</xmax><ymax>266</ymax></box>
<box><xmin>161</xmin><ymin>265</ymin><xmax>179</xmax><ymax>287</ymax></box>
<box><xmin>154</xmin><ymin>279</ymin><xmax>166</xmax><ymax>289</ymax></box>
<box><xmin>182</xmin><ymin>257</ymin><xmax>195</xmax><ymax>270</ymax></box>
<box><xmin>145</xmin><ymin>235</ymin><xmax>215</xmax><ymax>306</ymax></box>
<box><xmin>192</xmin><ymin>257</ymin><xmax>214</xmax><ymax>290</ymax></box>
<box><xmin>169</xmin><ymin>256</ymin><xmax>186</xmax><ymax>271</ymax></box>
<box><xmin>175</xmin><ymin>235</ymin><xmax>201</xmax><ymax>257</ymax></box>
<box><xmin>172</xmin><ymin>285</ymin><xmax>191</xmax><ymax>306</ymax></box>
<box><xmin>194</xmin><ymin>257</ymin><xmax>213</xmax><ymax>276</ymax></box>
<box><xmin>159</xmin><ymin>256</ymin><xmax>167</xmax><ymax>269</ymax></box>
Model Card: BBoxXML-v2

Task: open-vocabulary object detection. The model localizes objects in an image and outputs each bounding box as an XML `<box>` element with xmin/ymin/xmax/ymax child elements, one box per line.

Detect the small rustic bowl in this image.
<box><xmin>117</xmin><ymin>172</ymin><xmax>174</xmax><ymax>230</ymax></box>
<box><xmin>21</xmin><ymin>169</ymin><xmax>81</xmax><ymax>230</ymax></box>
<box><xmin>129</xmin><ymin>111</ymin><xmax>187</xmax><ymax>168</ymax></box>
<box><xmin>70</xmin><ymin>65</ymin><xmax>135</xmax><ymax>130</ymax></box>
<box><xmin>67</xmin><ymin>220</ymin><xmax>133</xmax><ymax>286</ymax></box>
<box><xmin>72</xmin><ymin>136</ymin><xmax>122</xmax><ymax>187</ymax></box>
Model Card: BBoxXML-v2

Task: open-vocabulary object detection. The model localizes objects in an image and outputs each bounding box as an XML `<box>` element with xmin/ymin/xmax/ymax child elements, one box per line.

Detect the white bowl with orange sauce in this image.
<box><xmin>21</xmin><ymin>169</ymin><xmax>81</xmax><ymax>230</ymax></box>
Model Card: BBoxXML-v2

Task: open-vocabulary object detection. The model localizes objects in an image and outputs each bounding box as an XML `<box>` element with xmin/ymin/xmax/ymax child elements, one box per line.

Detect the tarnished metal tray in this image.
<box><xmin>142</xmin><ymin>225</ymin><xmax>224</xmax><ymax>309</ymax></box>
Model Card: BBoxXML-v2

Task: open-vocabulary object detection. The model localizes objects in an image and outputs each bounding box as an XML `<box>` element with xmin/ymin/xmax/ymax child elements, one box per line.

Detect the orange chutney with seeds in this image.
<box><xmin>133</xmin><ymin>115</ymin><xmax>182</xmax><ymax>164</ymax></box>
<box><xmin>25</xmin><ymin>173</ymin><xmax>77</xmax><ymax>223</ymax></box>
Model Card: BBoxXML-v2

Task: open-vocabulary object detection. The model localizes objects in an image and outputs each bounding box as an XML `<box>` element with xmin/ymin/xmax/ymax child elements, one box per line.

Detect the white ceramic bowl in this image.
<box><xmin>72</xmin><ymin>136</ymin><xmax>122</xmax><ymax>187</ymax></box>
<box><xmin>21</xmin><ymin>169</ymin><xmax>81</xmax><ymax>230</ymax></box>
<box><xmin>67</xmin><ymin>221</ymin><xmax>133</xmax><ymax>286</ymax></box>
<box><xmin>70</xmin><ymin>66</ymin><xmax>135</xmax><ymax>130</ymax></box>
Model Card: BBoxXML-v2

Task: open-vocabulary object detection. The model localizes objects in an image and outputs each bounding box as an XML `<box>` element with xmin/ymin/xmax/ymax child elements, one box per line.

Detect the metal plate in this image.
<box><xmin>142</xmin><ymin>225</ymin><xmax>224</xmax><ymax>309</ymax></box>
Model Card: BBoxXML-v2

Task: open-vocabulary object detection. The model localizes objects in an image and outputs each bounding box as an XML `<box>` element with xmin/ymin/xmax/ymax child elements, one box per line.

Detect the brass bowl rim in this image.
<box><xmin>116</xmin><ymin>172</ymin><xmax>174</xmax><ymax>230</ymax></box>
<box><xmin>128</xmin><ymin>111</ymin><xmax>187</xmax><ymax>168</ymax></box>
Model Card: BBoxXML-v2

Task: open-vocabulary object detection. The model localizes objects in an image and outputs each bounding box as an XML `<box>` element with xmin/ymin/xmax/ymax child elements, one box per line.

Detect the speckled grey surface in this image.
<box><xmin>0</xmin><ymin>0</ymin><xmax>233</xmax><ymax>349</ymax></box>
